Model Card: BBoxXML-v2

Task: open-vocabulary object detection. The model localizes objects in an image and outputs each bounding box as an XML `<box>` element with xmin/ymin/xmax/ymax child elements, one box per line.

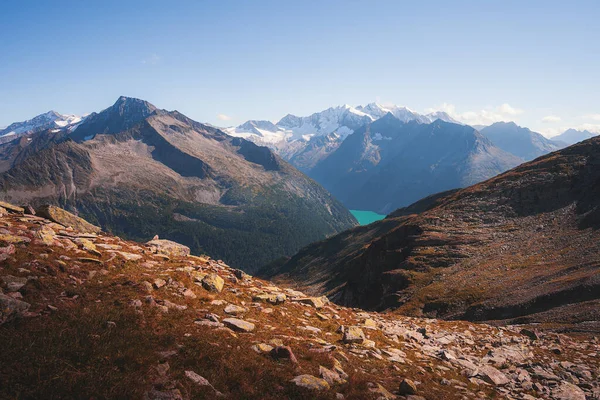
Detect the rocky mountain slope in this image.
<box><xmin>0</xmin><ymin>203</ymin><xmax>598</xmax><ymax>399</ymax></box>
<box><xmin>481</xmin><ymin>122</ymin><xmax>565</xmax><ymax>161</ymax></box>
<box><xmin>309</xmin><ymin>114</ymin><xmax>522</xmax><ymax>214</ymax></box>
<box><xmin>0</xmin><ymin>97</ymin><xmax>356</xmax><ymax>272</ymax></box>
<box><xmin>262</xmin><ymin>136</ymin><xmax>600</xmax><ymax>331</ymax></box>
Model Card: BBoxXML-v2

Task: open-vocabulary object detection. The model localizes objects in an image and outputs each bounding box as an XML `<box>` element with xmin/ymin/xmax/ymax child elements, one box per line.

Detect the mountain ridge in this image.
<box><xmin>480</xmin><ymin>121</ymin><xmax>564</xmax><ymax>161</ymax></box>
<box><xmin>0</xmin><ymin>97</ymin><xmax>357</xmax><ymax>272</ymax></box>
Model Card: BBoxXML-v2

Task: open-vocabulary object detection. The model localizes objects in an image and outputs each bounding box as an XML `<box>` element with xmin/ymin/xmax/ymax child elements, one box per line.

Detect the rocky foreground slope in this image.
<box><xmin>261</xmin><ymin>137</ymin><xmax>600</xmax><ymax>330</ymax></box>
<box><xmin>0</xmin><ymin>203</ymin><xmax>598</xmax><ymax>399</ymax></box>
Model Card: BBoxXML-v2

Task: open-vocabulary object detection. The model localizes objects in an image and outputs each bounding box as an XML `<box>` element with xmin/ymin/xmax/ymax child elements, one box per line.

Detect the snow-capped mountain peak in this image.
<box><xmin>0</xmin><ymin>110</ymin><xmax>83</xmax><ymax>140</ymax></box>
<box><xmin>223</xmin><ymin>101</ymin><xmax>465</xmax><ymax>171</ymax></box>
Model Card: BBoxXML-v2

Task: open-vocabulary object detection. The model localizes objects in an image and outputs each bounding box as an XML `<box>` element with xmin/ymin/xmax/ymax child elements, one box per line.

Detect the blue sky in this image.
<box><xmin>1</xmin><ymin>0</ymin><xmax>599</xmax><ymax>136</ymax></box>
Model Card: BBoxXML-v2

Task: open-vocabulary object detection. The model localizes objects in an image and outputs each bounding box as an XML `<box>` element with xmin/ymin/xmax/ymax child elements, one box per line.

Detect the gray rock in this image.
<box><xmin>222</xmin><ymin>318</ymin><xmax>255</xmax><ymax>332</ymax></box>
<box><xmin>1</xmin><ymin>275</ymin><xmax>28</xmax><ymax>292</ymax></box>
<box><xmin>0</xmin><ymin>293</ymin><xmax>30</xmax><ymax>324</ymax></box>
<box><xmin>224</xmin><ymin>304</ymin><xmax>247</xmax><ymax>315</ymax></box>
<box><xmin>479</xmin><ymin>366</ymin><xmax>509</xmax><ymax>386</ymax></box>
<box><xmin>552</xmin><ymin>381</ymin><xmax>586</xmax><ymax>400</ymax></box>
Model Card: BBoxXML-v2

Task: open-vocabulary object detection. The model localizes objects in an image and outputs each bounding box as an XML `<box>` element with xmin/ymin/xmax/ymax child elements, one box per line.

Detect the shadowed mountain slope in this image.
<box><xmin>309</xmin><ymin>115</ymin><xmax>522</xmax><ymax>214</ymax></box>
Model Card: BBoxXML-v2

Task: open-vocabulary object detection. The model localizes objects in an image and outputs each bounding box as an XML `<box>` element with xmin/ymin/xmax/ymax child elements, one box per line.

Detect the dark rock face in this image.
<box><xmin>230</xmin><ymin>137</ymin><xmax>280</xmax><ymax>171</ymax></box>
<box><xmin>0</xmin><ymin>97</ymin><xmax>356</xmax><ymax>272</ymax></box>
<box><xmin>70</xmin><ymin>96</ymin><xmax>157</xmax><ymax>142</ymax></box>
<box><xmin>262</xmin><ymin>137</ymin><xmax>600</xmax><ymax>330</ymax></box>
<box><xmin>309</xmin><ymin>115</ymin><xmax>522</xmax><ymax>214</ymax></box>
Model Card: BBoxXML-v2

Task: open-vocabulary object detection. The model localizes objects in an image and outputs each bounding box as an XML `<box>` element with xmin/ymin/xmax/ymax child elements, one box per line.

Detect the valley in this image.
<box><xmin>2</xmin><ymin>2</ymin><xmax>599</xmax><ymax>399</ymax></box>
<box><xmin>262</xmin><ymin>136</ymin><xmax>600</xmax><ymax>333</ymax></box>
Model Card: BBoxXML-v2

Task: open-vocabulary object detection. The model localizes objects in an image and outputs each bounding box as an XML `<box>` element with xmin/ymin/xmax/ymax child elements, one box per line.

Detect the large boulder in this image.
<box><xmin>0</xmin><ymin>293</ymin><xmax>30</xmax><ymax>325</ymax></box>
<box><xmin>36</xmin><ymin>205</ymin><xmax>101</xmax><ymax>234</ymax></box>
<box><xmin>201</xmin><ymin>274</ymin><xmax>224</xmax><ymax>293</ymax></box>
<box><xmin>342</xmin><ymin>326</ymin><xmax>366</xmax><ymax>344</ymax></box>
<box><xmin>145</xmin><ymin>239</ymin><xmax>190</xmax><ymax>258</ymax></box>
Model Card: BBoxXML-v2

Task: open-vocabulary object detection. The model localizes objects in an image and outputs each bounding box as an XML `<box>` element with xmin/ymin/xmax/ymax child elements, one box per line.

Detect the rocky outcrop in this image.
<box><xmin>145</xmin><ymin>238</ymin><xmax>190</xmax><ymax>258</ymax></box>
<box><xmin>36</xmin><ymin>205</ymin><xmax>101</xmax><ymax>234</ymax></box>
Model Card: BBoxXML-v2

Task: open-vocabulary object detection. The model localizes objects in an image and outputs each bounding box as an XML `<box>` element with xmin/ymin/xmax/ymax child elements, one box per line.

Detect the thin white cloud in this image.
<box><xmin>577</xmin><ymin>123</ymin><xmax>600</xmax><ymax>133</ymax></box>
<box><xmin>426</xmin><ymin>103</ymin><xmax>524</xmax><ymax>126</ymax></box>
<box><xmin>582</xmin><ymin>114</ymin><xmax>600</xmax><ymax>121</ymax></box>
<box><xmin>217</xmin><ymin>114</ymin><xmax>232</xmax><ymax>121</ymax></box>
<box><xmin>542</xmin><ymin>115</ymin><xmax>561</xmax><ymax>123</ymax></box>
<box><xmin>541</xmin><ymin>123</ymin><xmax>600</xmax><ymax>138</ymax></box>
<box><xmin>498</xmin><ymin>103</ymin><xmax>523</xmax><ymax>116</ymax></box>
<box><xmin>141</xmin><ymin>54</ymin><xmax>160</xmax><ymax>65</ymax></box>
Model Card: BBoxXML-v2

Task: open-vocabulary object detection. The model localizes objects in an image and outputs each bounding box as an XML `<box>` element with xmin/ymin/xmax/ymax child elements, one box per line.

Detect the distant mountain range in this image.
<box><xmin>1</xmin><ymin>101</ymin><xmax>589</xmax><ymax>225</ymax></box>
<box><xmin>0</xmin><ymin>97</ymin><xmax>356</xmax><ymax>271</ymax></box>
<box><xmin>224</xmin><ymin>103</ymin><xmax>457</xmax><ymax>171</ymax></box>
<box><xmin>222</xmin><ymin>105</ymin><xmax>585</xmax><ymax>214</ymax></box>
<box><xmin>480</xmin><ymin>122</ymin><xmax>565</xmax><ymax>161</ymax></box>
<box><xmin>552</xmin><ymin>128</ymin><xmax>598</xmax><ymax>145</ymax></box>
<box><xmin>260</xmin><ymin>135</ymin><xmax>600</xmax><ymax>328</ymax></box>
<box><xmin>309</xmin><ymin>114</ymin><xmax>522</xmax><ymax>214</ymax></box>
<box><xmin>0</xmin><ymin>111</ymin><xmax>82</xmax><ymax>144</ymax></box>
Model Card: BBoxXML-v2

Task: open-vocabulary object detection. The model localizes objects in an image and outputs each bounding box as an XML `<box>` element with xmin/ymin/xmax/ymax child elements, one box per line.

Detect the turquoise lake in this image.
<box><xmin>350</xmin><ymin>210</ymin><xmax>386</xmax><ymax>225</ymax></box>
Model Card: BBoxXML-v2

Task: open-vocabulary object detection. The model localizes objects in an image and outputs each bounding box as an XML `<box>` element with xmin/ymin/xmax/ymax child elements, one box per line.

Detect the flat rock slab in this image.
<box><xmin>36</xmin><ymin>205</ymin><xmax>101</xmax><ymax>234</ymax></box>
<box><xmin>117</xmin><ymin>251</ymin><xmax>143</xmax><ymax>261</ymax></box>
<box><xmin>145</xmin><ymin>239</ymin><xmax>190</xmax><ymax>258</ymax></box>
<box><xmin>224</xmin><ymin>304</ymin><xmax>247</xmax><ymax>315</ymax></box>
<box><xmin>0</xmin><ymin>234</ymin><xmax>30</xmax><ymax>244</ymax></box>
<box><xmin>479</xmin><ymin>365</ymin><xmax>509</xmax><ymax>386</ymax></box>
<box><xmin>223</xmin><ymin>318</ymin><xmax>255</xmax><ymax>332</ymax></box>
<box><xmin>0</xmin><ymin>201</ymin><xmax>24</xmax><ymax>214</ymax></box>
<box><xmin>294</xmin><ymin>296</ymin><xmax>327</xmax><ymax>309</ymax></box>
